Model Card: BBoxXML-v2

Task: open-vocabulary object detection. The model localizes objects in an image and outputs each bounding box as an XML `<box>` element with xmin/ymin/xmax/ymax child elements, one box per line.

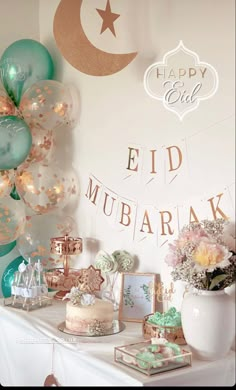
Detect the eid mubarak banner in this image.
<box><xmin>85</xmin><ymin>174</ymin><xmax>234</xmax><ymax>246</ymax></box>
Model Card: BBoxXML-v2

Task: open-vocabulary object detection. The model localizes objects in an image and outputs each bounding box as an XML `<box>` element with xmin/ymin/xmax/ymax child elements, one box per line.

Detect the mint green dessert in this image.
<box><xmin>135</xmin><ymin>351</ymin><xmax>156</xmax><ymax>369</ymax></box>
<box><xmin>147</xmin><ymin>307</ymin><xmax>182</xmax><ymax>327</ymax></box>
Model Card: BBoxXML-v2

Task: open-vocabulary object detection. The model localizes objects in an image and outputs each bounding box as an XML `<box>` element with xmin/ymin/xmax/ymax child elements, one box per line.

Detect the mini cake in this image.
<box><xmin>66</xmin><ymin>298</ymin><xmax>114</xmax><ymax>332</ymax></box>
<box><xmin>64</xmin><ymin>287</ymin><xmax>114</xmax><ymax>333</ymax></box>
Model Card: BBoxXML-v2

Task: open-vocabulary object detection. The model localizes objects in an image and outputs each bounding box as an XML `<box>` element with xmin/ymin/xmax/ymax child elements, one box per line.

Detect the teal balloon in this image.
<box><xmin>0</xmin><ymin>241</ymin><xmax>16</xmax><ymax>257</ymax></box>
<box><xmin>0</xmin><ymin>116</ymin><xmax>32</xmax><ymax>169</ymax></box>
<box><xmin>1</xmin><ymin>255</ymin><xmax>26</xmax><ymax>297</ymax></box>
<box><xmin>0</xmin><ymin>39</ymin><xmax>54</xmax><ymax>106</ymax></box>
<box><xmin>10</xmin><ymin>184</ymin><xmax>21</xmax><ymax>200</ymax></box>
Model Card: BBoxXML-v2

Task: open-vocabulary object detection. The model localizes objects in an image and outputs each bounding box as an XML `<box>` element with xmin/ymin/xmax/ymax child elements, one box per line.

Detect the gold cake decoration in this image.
<box><xmin>78</xmin><ymin>265</ymin><xmax>104</xmax><ymax>293</ymax></box>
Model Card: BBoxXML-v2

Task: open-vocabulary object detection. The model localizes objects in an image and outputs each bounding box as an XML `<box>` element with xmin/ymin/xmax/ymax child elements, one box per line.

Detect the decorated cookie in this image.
<box><xmin>78</xmin><ymin>265</ymin><xmax>104</xmax><ymax>292</ymax></box>
<box><xmin>147</xmin><ymin>344</ymin><xmax>161</xmax><ymax>353</ymax></box>
<box><xmin>152</xmin><ymin>353</ymin><xmax>165</xmax><ymax>368</ymax></box>
<box><xmin>135</xmin><ymin>351</ymin><xmax>156</xmax><ymax>369</ymax></box>
<box><xmin>165</xmin><ymin>342</ymin><xmax>184</xmax><ymax>363</ymax></box>
<box><xmin>165</xmin><ymin>342</ymin><xmax>181</xmax><ymax>355</ymax></box>
<box><xmin>151</xmin><ymin>337</ymin><xmax>168</xmax><ymax>345</ymax></box>
<box><xmin>160</xmin><ymin>346</ymin><xmax>175</xmax><ymax>359</ymax></box>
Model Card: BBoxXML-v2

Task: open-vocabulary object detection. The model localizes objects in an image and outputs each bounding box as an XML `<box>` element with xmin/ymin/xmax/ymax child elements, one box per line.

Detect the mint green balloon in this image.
<box><xmin>0</xmin><ymin>241</ymin><xmax>16</xmax><ymax>257</ymax></box>
<box><xmin>0</xmin><ymin>116</ymin><xmax>32</xmax><ymax>169</ymax></box>
<box><xmin>1</xmin><ymin>255</ymin><xmax>26</xmax><ymax>297</ymax></box>
<box><xmin>0</xmin><ymin>39</ymin><xmax>54</xmax><ymax>106</ymax></box>
<box><xmin>10</xmin><ymin>183</ymin><xmax>21</xmax><ymax>200</ymax></box>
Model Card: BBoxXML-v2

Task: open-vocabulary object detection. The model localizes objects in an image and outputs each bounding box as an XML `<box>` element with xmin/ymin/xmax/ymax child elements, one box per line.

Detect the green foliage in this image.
<box><xmin>140</xmin><ymin>284</ymin><xmax>151</xmax><ymax>302</ymax></box>
<box><xmin>123</xmin><ymin>285</ymin><xmax>134</xmax><ymax>308</ymax></box>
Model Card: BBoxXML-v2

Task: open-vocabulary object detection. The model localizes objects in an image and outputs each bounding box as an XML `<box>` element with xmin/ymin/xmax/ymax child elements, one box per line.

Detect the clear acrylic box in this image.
<box><xmin>114</xmin><ymin>340</ymin><xmax>192</xmax><ymax>376</ymax></box>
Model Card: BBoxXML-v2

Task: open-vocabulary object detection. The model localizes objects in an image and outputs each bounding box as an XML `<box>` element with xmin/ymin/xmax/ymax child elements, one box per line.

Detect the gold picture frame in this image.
<box><xmin>119</xmin><ymin>272</ymin><xmax>157</xmax><ymax>322</ymax></box>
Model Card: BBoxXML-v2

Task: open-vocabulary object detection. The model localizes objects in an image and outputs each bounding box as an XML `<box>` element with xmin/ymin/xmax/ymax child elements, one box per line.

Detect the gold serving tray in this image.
<box><xmin>58</xmin><ymin>320</ymin><xmax>125</xmax><ymax>337</ymax></box>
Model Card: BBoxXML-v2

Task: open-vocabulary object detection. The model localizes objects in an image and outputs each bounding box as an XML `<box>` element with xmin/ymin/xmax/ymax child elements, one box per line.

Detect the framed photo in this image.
<box><xmin>119</xmin><ymin>272</ymin><xmax>157</xmax><ymax>322</ymax></box>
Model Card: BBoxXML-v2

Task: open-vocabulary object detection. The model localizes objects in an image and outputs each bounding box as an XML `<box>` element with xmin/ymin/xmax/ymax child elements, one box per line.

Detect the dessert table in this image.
<box><xmin>0</xmin><ymin>299</ymin><xmax>235</xmax><ymax>387</ymax></box>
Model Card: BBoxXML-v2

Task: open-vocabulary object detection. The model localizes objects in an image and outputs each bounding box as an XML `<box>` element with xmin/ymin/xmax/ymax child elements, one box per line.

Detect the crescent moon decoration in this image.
<box><xmin>53</xmin><ymin>0</ymin><xmax>138</xmax><ymax>76</ymax></box>
<box><xmin>96</xmin><ymin>0</ymin><xmax>120</xmax><ymax>37</ymax></box>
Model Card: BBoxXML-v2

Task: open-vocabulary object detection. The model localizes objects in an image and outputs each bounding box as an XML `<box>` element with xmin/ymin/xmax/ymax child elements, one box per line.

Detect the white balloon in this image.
<box><xmin>0</xmin><ymin>198</ymin><xmax>26</xmax><ymax>245</ymax></box>
<box><xmin>16</xmin><ymin>214</ymin><xmax>77</xmax><ymax>268</ymax></box>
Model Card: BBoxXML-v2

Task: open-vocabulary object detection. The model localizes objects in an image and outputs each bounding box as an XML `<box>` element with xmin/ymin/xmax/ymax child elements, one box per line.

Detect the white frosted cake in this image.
<box><xmin>65</xmin><ymin>297</ymin><xmax>114</xmax><ymax>333</ymax></box>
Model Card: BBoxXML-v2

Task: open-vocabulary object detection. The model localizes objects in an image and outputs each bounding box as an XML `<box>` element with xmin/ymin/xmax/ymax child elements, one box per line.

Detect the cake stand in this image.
<box><xmin>46</xmin><ymin>234</ymin><xmax>83</xmax><ymax>300</ymax></box>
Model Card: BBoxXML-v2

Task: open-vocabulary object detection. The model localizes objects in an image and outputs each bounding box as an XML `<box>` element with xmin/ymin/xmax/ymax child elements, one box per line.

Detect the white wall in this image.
<box><xmin>0</xmin><ymin>0</ymin><xmax>234</xmax><ymax>304</ymax></box>
<box><xmin>0</xmin><ymin>0</ymin><xmax>39</xmax><ymax>54</ymax></box>
<box><xmin>39</xmin><ymin>0</ymin><xmax>235</xmax><ymax>281</ymax></box>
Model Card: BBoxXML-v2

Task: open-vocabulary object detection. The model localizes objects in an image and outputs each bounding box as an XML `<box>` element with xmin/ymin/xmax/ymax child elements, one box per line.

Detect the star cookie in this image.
<box><xmin>78</xmin><ymin>265</ymin><xmax>104</xmax><ymax>293</ymax></box>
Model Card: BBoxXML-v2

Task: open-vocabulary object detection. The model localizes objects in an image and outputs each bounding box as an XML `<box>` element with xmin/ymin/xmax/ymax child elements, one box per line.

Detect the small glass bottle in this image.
<box><xmin>35</xmin><ymin>259</ymin><xmax>48</xmax><ymax>298</ymax></box>
<box><xmin>11</xmin><ymin>271</ymin><xmax>20</xmax><ymax>296</ymax></box>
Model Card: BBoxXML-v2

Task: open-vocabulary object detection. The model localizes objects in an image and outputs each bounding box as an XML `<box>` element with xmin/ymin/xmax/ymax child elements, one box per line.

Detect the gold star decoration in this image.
<box><xmin>96</xmin><ymin>0</ymin><xmax>120</xmax><ymax>37</ymax></box>
<box><xmin>78</xmin><ymin>265</ymin><xmax>104</xmax><ymax>293</ymax></box>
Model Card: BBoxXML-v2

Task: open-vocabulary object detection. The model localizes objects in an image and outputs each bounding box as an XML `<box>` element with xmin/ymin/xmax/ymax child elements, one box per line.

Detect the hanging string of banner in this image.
<box><xmin>84</xmin><ymin>116</ymin><xmax>235</xmax><ymax>246</ymax></box>
<box><xmin>85</xmin><ymin>174</ymin><xmax>234</xmax><ymax>246</ymax></box>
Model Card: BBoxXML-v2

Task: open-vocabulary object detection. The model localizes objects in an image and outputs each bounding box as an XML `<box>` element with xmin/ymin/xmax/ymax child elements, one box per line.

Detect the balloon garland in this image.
<box><xmin>0</xmin><ymin>39</ymin><xmax>54</xmax><ymax>107</ymax></box>
<box><xmin>0</xmin><ymin>39</ymin><xmax>80</xmax><ymax>295</ymax></box>
<box><xmin>1</xmin><ymin>255</ymin><xmax>26</xmax><ymax>298</ymax></box>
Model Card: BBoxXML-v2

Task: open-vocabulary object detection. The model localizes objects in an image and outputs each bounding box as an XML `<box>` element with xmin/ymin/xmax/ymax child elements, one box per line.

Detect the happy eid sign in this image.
<box><xmin>144</xmin><ymin>41</ymin><xmax>219</xmax><ymax>120</ymax></box>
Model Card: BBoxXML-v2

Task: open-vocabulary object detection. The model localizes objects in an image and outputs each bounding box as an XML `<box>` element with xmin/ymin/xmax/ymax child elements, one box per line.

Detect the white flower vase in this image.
<box><xmin>225</xmin><ymin>284</ymin><xmax>236</xmax><ymax>351</ymax></box>
<box><xmin>181</xmin><ymin>289</ymin><xmax>235</xmax><ymax>361</ymax></box>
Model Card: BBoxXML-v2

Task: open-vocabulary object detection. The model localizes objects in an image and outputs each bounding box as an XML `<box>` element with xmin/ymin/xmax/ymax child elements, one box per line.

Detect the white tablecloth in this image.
<box><xmin>0</xmin><ymin>299</ymin><xmax>235</xmax><ymax>387</ymax></box>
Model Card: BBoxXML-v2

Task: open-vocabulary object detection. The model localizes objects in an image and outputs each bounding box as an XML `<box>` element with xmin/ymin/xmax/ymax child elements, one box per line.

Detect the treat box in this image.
<box><xmin>143</xmin><ymin>313</ymin><xmax>186</xmax><ymax>345</ymax></box>
<box><xmin>3</xmin><ymin>295</ymin><xmax>53</xmax><ymax>312</ymax></box>
<box><xmin>114</xmin><ymin>340</ymin><xmax>192</xmax><ymax>376</ymax></box>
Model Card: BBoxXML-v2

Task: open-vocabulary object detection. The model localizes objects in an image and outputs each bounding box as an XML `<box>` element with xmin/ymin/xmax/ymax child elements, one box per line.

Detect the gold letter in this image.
<box><xmin>119</xmin><ymin>202</ymin><xmax>131</xmax><ymax>226</ymax></box>
<box><xmin>207</xmin><ymin>193</ymin><xmax>229</xmax><ymax>220</ymax></box>
<box><xmin>189</xmin><ymin>206</ymin><xmax>199</xmax><ymax>223</ymax></box>
<box><xmin>150</xmin><ymin>149</ymin><xmax>157</xmax><ymax>174</ymax></box>
<box><xmin>166</xmin><ymin>145</ymin><xmax>182</xmax><ymax>171</ymax></box>
<box><xmin>103</xmin><ymin>192</ymin><xmax>116</xmax><ymax>216</ymax></box>
<box><xmin>85</xmin><ymin>177</ymin><xmax>100</xmax><ymax>205</ymax></box>
<box><xmin>159</xmin><ymin>211</ymin><xmax>174</xmax><ymax>235</ymax></box>
<box><xmin>127</xmin><ymin>147</ymin><xmax>139</xmax><ymax>172</ymax></box>
<box><xmin>140</xmin><ymin>210</ymin><xmax>154</xmax><ymax>234</ymax></box>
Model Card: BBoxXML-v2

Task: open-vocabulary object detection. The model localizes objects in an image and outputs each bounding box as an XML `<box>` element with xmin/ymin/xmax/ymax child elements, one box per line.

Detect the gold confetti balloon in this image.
<box><xmin>26</xmin><ymin>126</ymin><xmax>54</xmax><ymax>164</ymax></box>
<box><xmin>0</xmin><ymin>197</ymin><xmax>26</xmax><ymax>245</ymax></box>
<box><xmin>16</xmin><ymin>214</ymin><xmax>77</xmax><ymax>267</ymax></box>
<box><xmin>0</xmin><ymin>169</ymin><xmax>15</xmax><ymax>198</ymax></box>
<box><xmin>0</xmin><ymin>87</ymin><xmax>15</xmax><ymax>116</ymax></box>
<box><xmin>15</xmin><ymin>162</ymin><xmax>72</xmax><ymax>214</ymax></box>
<box><xmin>19</xmin><ymin>80</ymin><xmax>74</xmax><ymax>131</ymax></box>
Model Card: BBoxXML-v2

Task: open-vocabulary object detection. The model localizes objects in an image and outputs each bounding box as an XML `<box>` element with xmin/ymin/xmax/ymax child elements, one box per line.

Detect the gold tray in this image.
<box><xmin>58</xmin><ymin>320</ymin><xmax>125</xmax><ymax>337</ymax></box>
